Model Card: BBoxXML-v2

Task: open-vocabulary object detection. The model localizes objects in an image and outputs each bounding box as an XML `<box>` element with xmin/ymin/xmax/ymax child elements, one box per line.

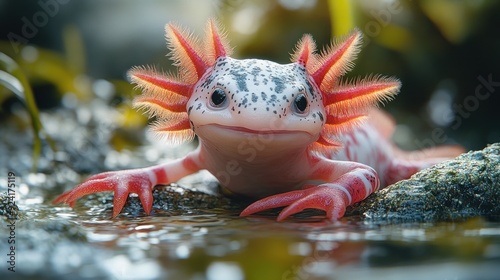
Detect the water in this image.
<box><xmin>19</xmin><ymin>200</ymin><xmax>499</xmax><ymax>280</ymax></box>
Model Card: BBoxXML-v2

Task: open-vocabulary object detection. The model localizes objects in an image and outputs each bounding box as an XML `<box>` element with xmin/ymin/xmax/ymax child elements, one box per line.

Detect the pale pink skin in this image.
<box><xmin>54</xmin><ymin>21</ymin><xmax>463</xmax><ymax>221</ymax></box>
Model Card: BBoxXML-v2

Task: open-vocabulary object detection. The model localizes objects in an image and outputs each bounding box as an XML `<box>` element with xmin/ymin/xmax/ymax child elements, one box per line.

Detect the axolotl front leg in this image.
<box><xmin>240</xmin><ymin>158</ymin><xmax>380</xmax><ymax>221</ymax></box>
<box><xmin>54</xmin><ymin>149</ymin><xmax>203</xmax><ymax>217</ymax></box>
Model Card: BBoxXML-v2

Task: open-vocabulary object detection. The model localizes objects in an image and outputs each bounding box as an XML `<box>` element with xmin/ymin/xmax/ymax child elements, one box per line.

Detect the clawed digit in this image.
<box><xmin>240</xmin><ymin>185</ymin><xmax>349</xmax><ymax>221</ymax></box>
<box><xmin>53</xmin><ymin>169</ymin><xmax>155</xmax><ymax>217</ymax></box>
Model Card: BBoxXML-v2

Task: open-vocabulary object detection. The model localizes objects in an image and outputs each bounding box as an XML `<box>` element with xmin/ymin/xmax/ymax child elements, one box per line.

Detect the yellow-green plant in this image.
<box><xmin>0</xmin><ymin>52</ymin><xmax>55</xmax><ymax>170</ymax></box>
<box><xmin>328</xmin><ymin>0</ymin><xmax>354</xmax><ymax>37</ymax></box>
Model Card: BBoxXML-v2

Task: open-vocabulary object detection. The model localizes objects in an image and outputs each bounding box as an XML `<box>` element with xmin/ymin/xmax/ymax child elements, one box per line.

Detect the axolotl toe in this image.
<box><xmin>54</xmin><ymin>20</ymin><xmax>464</xmax><ymax>221</ymax></box>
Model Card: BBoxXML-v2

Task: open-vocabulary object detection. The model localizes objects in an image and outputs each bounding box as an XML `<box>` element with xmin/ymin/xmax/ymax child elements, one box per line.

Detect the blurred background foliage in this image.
<box><xmin>0</xmin><ymin>0</ymin><xmax>499</xmax><ymax>157</ymax></box>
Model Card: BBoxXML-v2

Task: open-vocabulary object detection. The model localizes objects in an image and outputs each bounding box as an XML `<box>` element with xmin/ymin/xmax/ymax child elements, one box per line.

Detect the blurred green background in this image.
<box><xmin>1</xmin><ymin>0</ymin><xmax>499</xmax><ymax>152</ymax></box>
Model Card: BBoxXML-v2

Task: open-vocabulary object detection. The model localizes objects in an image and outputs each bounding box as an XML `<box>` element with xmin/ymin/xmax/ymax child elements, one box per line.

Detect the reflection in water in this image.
<box><xmin>47</xmin><ymin>202</ymin><xmax>500</xmax><ymax>280</ymax></box>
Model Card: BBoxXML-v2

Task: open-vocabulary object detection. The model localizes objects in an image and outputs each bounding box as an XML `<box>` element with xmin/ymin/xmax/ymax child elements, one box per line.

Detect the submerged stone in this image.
<box><xmin>0</xmin><ymin>193</ymin><xmax>19</xmax><ymax>221</ymax></box>
<box><xmin>105</xmin><ymin>182</ymin><xmax>245</xmax><ymax>218</ymax></box>
<box><xmin>347</xmin><ymin>143</ymin><xmax>500</xmax><ymax>222</ymax></box>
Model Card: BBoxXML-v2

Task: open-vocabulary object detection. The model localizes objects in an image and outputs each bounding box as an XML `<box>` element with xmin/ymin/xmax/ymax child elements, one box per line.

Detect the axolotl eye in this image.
<box><xmin>292</xmin><ymin>93</ymin><xmax>308</xmax><ymax>114</ymax></box>
<box><xmin>209</xmin><ymin>88</ymin><xmax>228</xmax><ymax>109</ymax></box>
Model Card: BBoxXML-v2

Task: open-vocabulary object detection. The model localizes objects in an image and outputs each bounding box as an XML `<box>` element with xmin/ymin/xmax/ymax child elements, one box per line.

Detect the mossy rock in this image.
<box><xmin>347</xmin><ymin>143</ymin><xmax>500</xmax><ymax>222</ymax></box>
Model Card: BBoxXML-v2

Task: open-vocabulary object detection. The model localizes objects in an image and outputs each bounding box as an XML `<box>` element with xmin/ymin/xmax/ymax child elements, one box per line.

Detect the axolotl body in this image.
<box><xmin>54</xmin><ymin>20</ymin><xmax>463</xmax><ymax>221</ymax></box>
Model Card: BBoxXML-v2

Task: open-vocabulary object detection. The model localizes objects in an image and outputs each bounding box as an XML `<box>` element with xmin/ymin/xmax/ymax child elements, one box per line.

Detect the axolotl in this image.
<box><xmin>54</xmin><ymin>20</ymin><xmax>463</xmax><ymax>221</ymax></box>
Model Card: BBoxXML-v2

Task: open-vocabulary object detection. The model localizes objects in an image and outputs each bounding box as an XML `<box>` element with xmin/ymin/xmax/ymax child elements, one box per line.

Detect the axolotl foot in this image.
<box><xmin>240</xmin><ymin>185</ymin><xmax>351</xmax><ymax>221</ymax></box>
<box><xmin>53</xmin><ymin>169</ymin><xmax>156</xmax><ymax>217</ymax></box>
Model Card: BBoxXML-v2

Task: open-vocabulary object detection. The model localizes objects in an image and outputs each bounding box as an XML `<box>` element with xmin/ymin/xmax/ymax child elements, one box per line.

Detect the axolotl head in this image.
<box><xmin>129</xmin><ymin>20</ymin><xmax>400</xmax><ymax>154</ymax></box>
<box><xmin>187</xmin><ymin>57</ymin><xmax>325</xmax><ymax>149</ymax></box>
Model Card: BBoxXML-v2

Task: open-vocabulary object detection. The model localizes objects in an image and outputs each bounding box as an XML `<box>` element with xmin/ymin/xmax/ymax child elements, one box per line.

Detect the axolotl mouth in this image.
<box><xmin>210</xmin><ymin>124</ymin><xmax>309</xmax><ymax>135</ymax></box>
<box><xmin>195</xmin><ymin>124</ymin><xmax>318</xmax><ymax>149</ymax></box>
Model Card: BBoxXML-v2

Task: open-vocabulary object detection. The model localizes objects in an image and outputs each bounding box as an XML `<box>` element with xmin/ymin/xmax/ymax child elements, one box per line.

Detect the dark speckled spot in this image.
<box><xmin>241</xmin><ymin>96</ymin><xmax>248</xmax><ymax>106</ymax></box>
<box><xmin>318</xmin><ymin>112</ymin><xmax>324</xmax><ymax>122</ymax></box>
<box><xmin>251</xmin><ymin>93</ymin><xmax>258</xmax><ymax>102</ymax></box>
<box><xmin>251</xmin><ymin>67</ymin><xmax>261</xmax><ymax>82</ymax></box>
<box><xmin>272</xmin><ymin>76</ymin><xmax>285</xmax><ymax>94</ymax></box>
<box><xmin>229</xmin><ymin>70</ymin><xmax>248</xmax><ymax>92</ymax></box>
<box><xmin>305</xmin><ymin>80</ymin><xmax>315</xmax><ymax>98</ymax></box>
<box><xmin>201</xmin><ymin>75</ymin><xmax>215</xmax><ymax>88</ymax></box>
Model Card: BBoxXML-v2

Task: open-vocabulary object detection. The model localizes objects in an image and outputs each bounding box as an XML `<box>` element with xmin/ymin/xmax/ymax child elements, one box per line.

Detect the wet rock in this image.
<box><xmin>0</xmin><ymin>193</ymin><xmax>19</xmax><ymax>221</ymax></box>
<box><xmin>99</xmin><ymin>182</ymin><xmax>246</xmax><ymax>218</ymax></box>
<box><xmin>347</xmin><ymin>143</ymin><xmax>500</xmax><ymax>222</ymax></box>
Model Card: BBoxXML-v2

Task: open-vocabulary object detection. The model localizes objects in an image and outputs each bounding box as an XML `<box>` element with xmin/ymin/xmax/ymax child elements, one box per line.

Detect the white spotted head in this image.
<box><xmin>187</xmin><ymin>56</ymin><xmax>326</xmax><ymax>146</ymax></box>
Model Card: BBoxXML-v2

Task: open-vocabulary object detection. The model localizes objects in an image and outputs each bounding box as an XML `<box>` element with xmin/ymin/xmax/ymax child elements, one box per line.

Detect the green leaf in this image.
<box><xmin>0</xmin><ymin>52</ymin><xmax>55</xmax><ymax>170</ymax></box>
